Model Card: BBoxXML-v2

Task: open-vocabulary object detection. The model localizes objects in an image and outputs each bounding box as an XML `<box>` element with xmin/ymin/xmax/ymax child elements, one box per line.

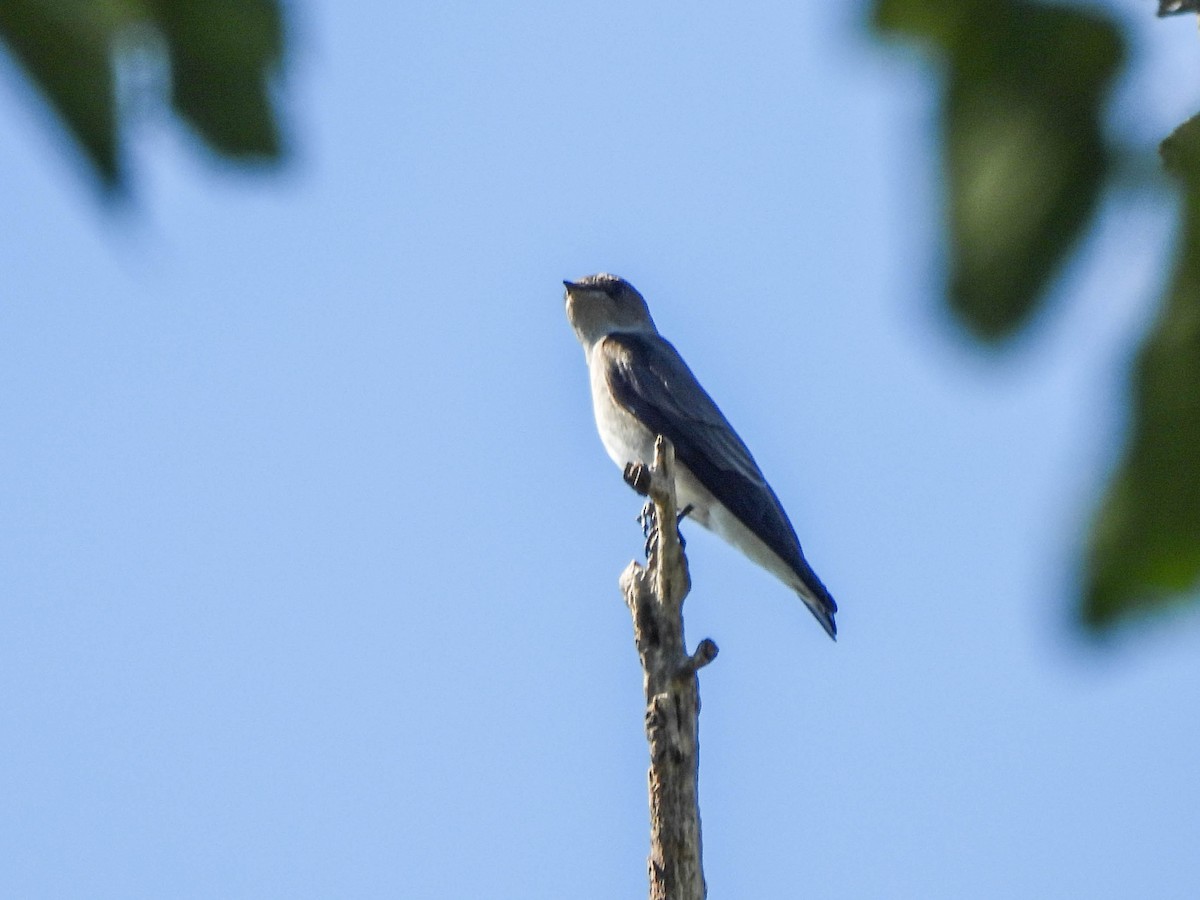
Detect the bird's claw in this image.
<box><xmin>639</xmin><ymin>501</ymin><xmax>657</xmax><ymax>558</ymax></box>
<box><xmin>676</xmin><ymin>503</ymin><xmax>693</xmax><ymax>551</ymax></box>
<box><xmin>638</xmin><ymin>501</ymin><xmax>694</xmax><ymax>558</ymax></box>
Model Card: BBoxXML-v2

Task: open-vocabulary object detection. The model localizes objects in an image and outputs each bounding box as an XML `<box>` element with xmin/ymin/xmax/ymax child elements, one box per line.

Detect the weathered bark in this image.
<box><xmin>620</xmin><ymin>436</ymin><xmax>719</xmax><ymax>900</ymax></box>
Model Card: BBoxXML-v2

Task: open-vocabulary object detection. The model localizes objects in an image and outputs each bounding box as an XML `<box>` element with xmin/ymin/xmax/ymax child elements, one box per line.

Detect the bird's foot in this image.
<box><xmin>638</xmin><ymin>501</ymin><xmax>694</xmax><ymax>558</ymax></box>
<box><xmin>675</xmin><ymin>503</ymin><xmax>693</xmax><ymax>551</ymax></box>
<box><xmin>638</xmin><ymin>500</ymin><xmax>657</xmax><ymax>558</ymax></box>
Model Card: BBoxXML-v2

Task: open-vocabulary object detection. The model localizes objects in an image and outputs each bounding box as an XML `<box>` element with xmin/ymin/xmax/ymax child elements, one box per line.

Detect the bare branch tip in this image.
<box><xmin>652</xmin><ymin>434</ymin><xmax>675</xmax><ymax>470</ymax></box>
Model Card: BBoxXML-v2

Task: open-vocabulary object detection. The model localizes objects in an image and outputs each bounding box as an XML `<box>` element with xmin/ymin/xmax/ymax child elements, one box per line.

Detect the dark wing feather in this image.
<box><xmin>602</xmin><ymin>332</ymin><xmax>835</xmax><ymax>611</ymax></box>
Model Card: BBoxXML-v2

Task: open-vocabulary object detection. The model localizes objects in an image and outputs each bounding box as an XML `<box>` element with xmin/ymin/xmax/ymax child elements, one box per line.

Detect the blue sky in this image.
<box><xmin>2</xmin><ymin>2</ymin><xmax>1199</xmax><ymax>897</ymax></box>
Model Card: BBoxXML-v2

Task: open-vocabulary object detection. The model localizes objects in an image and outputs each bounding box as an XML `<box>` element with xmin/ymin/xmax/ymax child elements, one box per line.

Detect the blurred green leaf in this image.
<box><xmin>148</xmin><ymin>0</ymin><xmax>283</xmax><ymax>159</ymax></box>
<box><xmin>872</xmin><ymin>0</ymin><xmax>1124</xmax><ymax>340</ymax></box>
<box><xmin>0</xmin><ymin>2</ymin><xmax>132</xmax><ymax>186</ymax></box>
<box><xmin>0</xmin><ymin>0</ymin><xmax>284</xmax><ymax>191</ymax></box>
<box><xmin>1083</xmin><ymin>115</ymin><xmax>1200</xmax><ymax>629</ymax></box>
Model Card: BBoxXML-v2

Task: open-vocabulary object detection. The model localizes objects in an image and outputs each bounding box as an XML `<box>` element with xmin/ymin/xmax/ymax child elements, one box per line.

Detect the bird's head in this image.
<box><xmin>563</xmin><ymin>274</ymin><xmax>657</xmax><ymax>347</ymax></box>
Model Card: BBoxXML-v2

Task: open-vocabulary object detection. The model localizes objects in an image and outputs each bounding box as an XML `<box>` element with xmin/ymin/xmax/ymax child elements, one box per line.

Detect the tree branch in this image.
<box><xmin>619</xmin><ymin>436</ymin><xmax>718</xmax><ymax>900</ymax></box>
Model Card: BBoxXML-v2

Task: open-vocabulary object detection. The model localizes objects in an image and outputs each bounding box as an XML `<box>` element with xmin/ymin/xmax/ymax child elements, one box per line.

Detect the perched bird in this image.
<box><xmin>564</xmin><ymin>273</ymin><xmax>838</xmax><ymax>640</ymax></box>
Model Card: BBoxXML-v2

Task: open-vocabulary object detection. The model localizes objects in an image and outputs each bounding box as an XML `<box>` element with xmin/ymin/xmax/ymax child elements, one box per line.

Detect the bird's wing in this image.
<box><xmin>600</xmin><ymin>331</ymin><xmax>832</xmax><ymax>608</ymax></box>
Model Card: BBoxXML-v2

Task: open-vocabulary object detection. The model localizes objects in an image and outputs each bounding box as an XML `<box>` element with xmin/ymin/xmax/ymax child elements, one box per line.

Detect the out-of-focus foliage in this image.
<box><xmin>1086</xmin><ymin>116</ymin><xmax>1200</xmax><ymax>629</ymax></box>
<box><xmin>871</xmin><ymin>0</ymin><xmax>1200</xmax><ymax>632</ymax></box>
<box><xmin>873</xmin><ymin>0</ymin><xmax>1124</xmax><ymax>340</ymax></box>
<box><xmin>0</xmin><ymin>0</ymin><xmax>285</xmax><ymax>191</ymax></box>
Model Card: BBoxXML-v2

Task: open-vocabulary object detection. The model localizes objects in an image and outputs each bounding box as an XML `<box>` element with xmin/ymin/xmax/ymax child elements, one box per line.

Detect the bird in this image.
<box><xmin>564</xmin><ymin>273</ymin><xmax>838</xmax><ymax>640</ymax></box>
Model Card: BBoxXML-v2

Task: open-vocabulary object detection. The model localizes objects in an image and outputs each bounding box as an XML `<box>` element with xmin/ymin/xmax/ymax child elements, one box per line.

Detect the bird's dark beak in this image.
<box><xmin>563</xmin><ymin>279</ymin><xmax>579</xmax><ymax>292</ymax></box>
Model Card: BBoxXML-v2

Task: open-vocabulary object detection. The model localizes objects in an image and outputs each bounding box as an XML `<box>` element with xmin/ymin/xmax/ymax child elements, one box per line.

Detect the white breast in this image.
<box><xmin>588</xmin><ymin>342</ymin><xmax>656</xmax><ymax>469</ymax></box>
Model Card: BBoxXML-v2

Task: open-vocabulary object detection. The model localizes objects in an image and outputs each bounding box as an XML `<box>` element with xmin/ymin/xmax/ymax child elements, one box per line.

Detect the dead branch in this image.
<box><xmin>619</xmin><ymin>436</ymin><xmax>718</xmax><ymax>900</ymax></box>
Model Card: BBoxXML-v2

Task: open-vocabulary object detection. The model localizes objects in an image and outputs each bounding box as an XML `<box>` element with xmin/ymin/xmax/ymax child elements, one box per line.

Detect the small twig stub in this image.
<box><xmin>624</xmin><ymin>461</ymin><xmax>654</xmax><ymax>496</ymax></box>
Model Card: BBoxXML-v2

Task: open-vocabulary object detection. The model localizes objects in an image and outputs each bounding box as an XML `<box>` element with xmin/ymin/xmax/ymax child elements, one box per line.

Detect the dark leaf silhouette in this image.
<box><xmin>1084</xmin><ymin>115</ymin><xmax>1200</xmax><ymax>629</ymax></box>
<box><xmin>873</xmin><ymin>0</ymin><xmax>1124</xmax><ymax>340</ymax></box>
<box><xmin>0</xmin><ymin>0</ymin><xmax>284</xmax><ymax>191</ymax></box>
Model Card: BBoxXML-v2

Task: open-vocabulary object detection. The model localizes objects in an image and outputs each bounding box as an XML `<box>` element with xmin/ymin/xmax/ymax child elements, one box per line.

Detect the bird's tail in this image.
<box><xmin>795</xmin><ymin>581</ymin><xmax>838</xmax><ymax>641</ymax></box>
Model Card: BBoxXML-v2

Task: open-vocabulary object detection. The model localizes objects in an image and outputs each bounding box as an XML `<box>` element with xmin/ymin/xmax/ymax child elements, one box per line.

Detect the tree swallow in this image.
<box><xmin>564</xmin><ymin>273</ymin><xmax>838</xmax><ymax>640</ymax></box>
